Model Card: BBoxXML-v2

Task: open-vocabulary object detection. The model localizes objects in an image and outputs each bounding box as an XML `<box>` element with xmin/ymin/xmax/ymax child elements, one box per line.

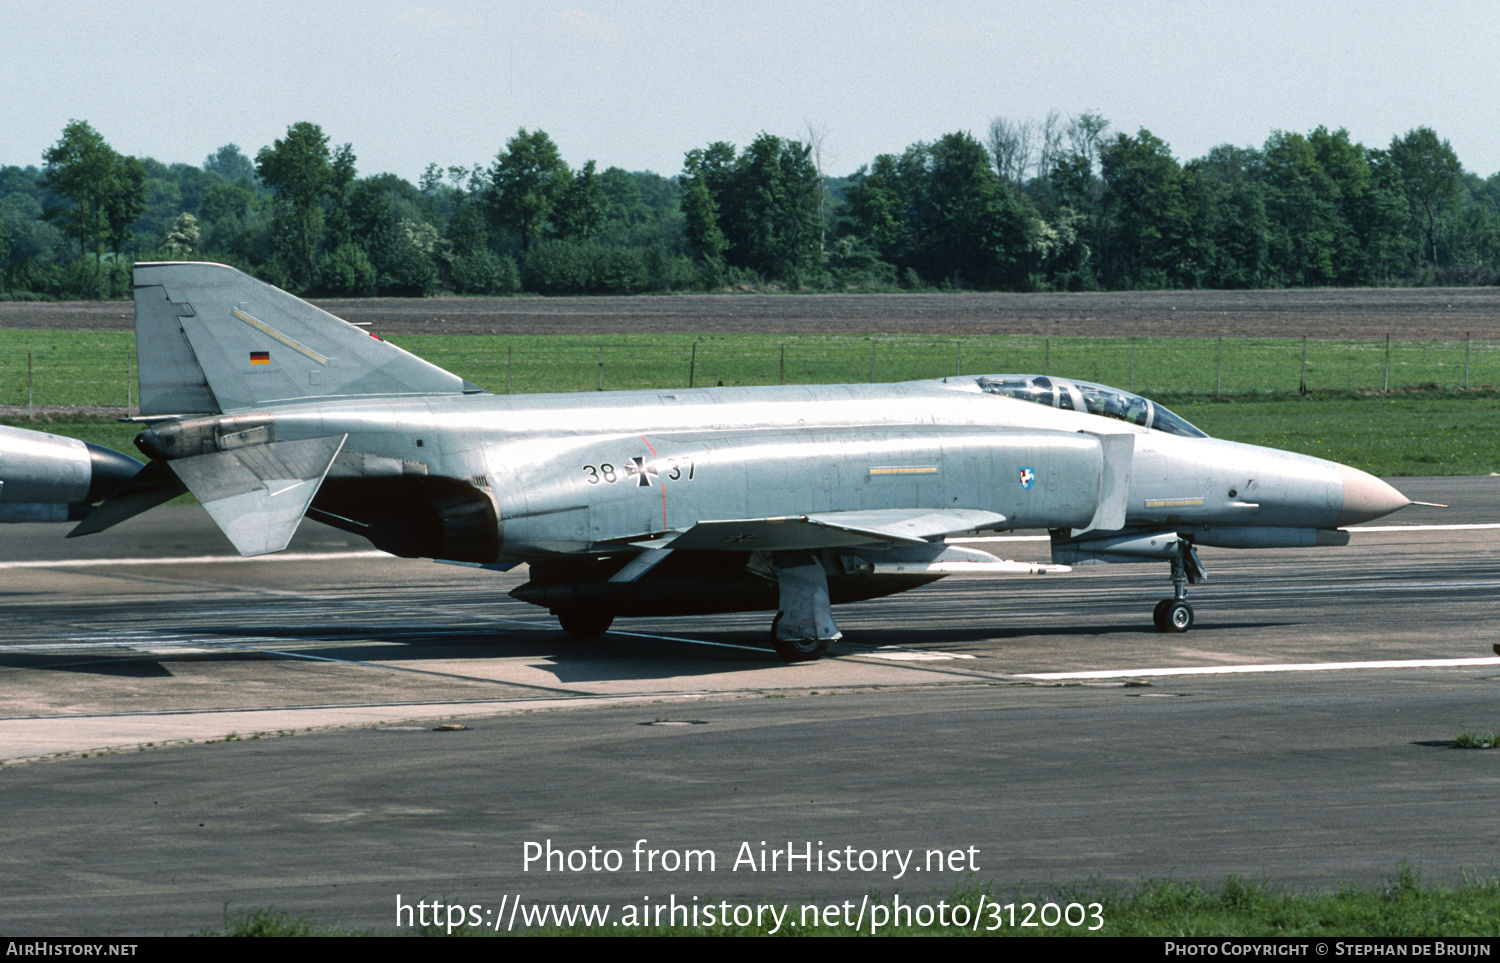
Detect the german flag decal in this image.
<box><xmin>250</xmin><ymin>351</ymin><xmax>270</xmax><ymax>365</ymax></box>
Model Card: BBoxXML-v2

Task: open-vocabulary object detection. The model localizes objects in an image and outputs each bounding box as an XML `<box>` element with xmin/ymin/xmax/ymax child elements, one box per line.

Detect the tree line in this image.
<box><xmin>2</xmin><ymin>115</ymin><xmax>1497</xmax><ymax>300</ymax></box>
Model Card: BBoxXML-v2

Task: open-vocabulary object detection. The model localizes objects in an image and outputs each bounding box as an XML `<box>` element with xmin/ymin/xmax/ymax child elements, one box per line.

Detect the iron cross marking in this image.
<box><xmin>627</xmin><ymin>456</ymin><xmax>659</xmax><ymax>488</ymax></box>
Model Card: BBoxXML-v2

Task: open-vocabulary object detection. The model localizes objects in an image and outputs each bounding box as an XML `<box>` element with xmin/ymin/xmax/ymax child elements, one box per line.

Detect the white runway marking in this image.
<box><xmin>607</xmin><ymin>629</ymin><xmax>770</xmax><ymax>654</ymax></box>
<box><xmin>865</xmin><ymin>651</ymin><xmax>976</xmax><ymax>661</ymax></box>
<box><xmin>0</xmin><ymin>551</ymin><xmax>393</xmax><ymax>570</ymax></box>
<box><xmin>1347</xmin><ymin>523</ymin><xmax>1500</xmax><ymax>532</ymax></box>
<box><xmin>956</xmin><ymin>523</ymin><xmax>1500</xmax><ymax>545</ymax></box>
<box><xmin>1020</xmin><ymin>657</ymin><xmax>1500</xmax><ymax>680</ymax></box>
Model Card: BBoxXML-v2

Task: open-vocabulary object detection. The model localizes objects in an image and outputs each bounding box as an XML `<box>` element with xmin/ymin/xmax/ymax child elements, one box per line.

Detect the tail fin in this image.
<box><xmin>133</xmin><ymin>262</ymin><xmax>485</xmax><ymax>415</ymax></box>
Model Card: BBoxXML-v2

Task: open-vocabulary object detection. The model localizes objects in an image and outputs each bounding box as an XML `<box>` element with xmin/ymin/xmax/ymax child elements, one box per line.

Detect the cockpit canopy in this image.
<box><xmin>975</xmin><ymin>375</ymin><xmax>1207</xmax><ymax>438</ymax></box>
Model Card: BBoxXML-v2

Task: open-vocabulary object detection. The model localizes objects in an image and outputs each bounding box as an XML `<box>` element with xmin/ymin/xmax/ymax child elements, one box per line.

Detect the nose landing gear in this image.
<box><xmin>1153</xmin><ymin>541</ymin><xmax>1205</xmax><ymax>633</ymax></box>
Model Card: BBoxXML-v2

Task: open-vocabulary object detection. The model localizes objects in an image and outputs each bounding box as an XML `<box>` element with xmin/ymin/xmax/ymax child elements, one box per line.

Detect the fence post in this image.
<box><xmin>1129</xmin><ymin>337</ymin><xmax>1135</xmax><ymax>392</ymax></box>
<box><xmin>1465</xmin><ymin>332</ymin><xmax>1471</xmax><ymax>388</ymax></box>
<box><xmin>1383</xmin><ymin>334</ymin><xmax>1390</xmax><ymax>393</ymax></box>
<box><xmin>1044</xmin><ymin>338</ymin><xmax>1050</xmax><ymax>377</ymax></box>
<box><xmin>689</xmin><ymin>342</ymin><xmax>696</xmax><ymax>389</ymax></box>
<box><xmin>126</xmin><ymin>353</ymin><xmax>132</xmax><ymax>410</ymax></box>
<box><xmin>598</xmin><ymin>347</ymin><xmax>604</xmax><ymax>391</ymax></box>
<box><xmin>956</xmin><ymin>340</ymin><xmax>962</xmax><ymax>377</ymax></box>
<box><xmin>1299</xmin><ymin>336</ymin><xmax>1307</xmax><ymax>395</ymax></box>
<box><xmin>870</xmin><ymin>341</ymin><xmax>875</xmax><ymax>383</ymax></box>
<box><xmin>780</xmin><ymin>344</ymin><xmax>785</xmax><ymax>385</ymax></box>
<box><xmin>1216</xmin><ymin>337</ymin><xmax>1222</xmax><ymax>397</ymax></box>
<box><xmin>28</xmin><ymin>352</ymin><xmax>33</xmax><ymax>420</ymax></box>
<box><xmin>507</xmin><ymin>346</ymin><xmax>512</xmax><ymax>394</ymax></box>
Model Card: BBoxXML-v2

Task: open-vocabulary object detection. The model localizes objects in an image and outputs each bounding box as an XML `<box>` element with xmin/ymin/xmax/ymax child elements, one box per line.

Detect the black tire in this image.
<box><xmin>1152</xmin><ymin>599</ymin><xmax>1172</xmax><ymax>632</ymax></box>
<box><xmin>769</xmin><ymin>612</ymin><xmax>829</xmax><ymax>662</ymax></box>
<box><xmin>772</xmin><ymin>635</ymin><xmax>829</xmax><ymax>662</ymax></box>
<box><xmin>1163</xmin><ymin>600</ymin><xmax>1193</xmax><ymax>633</ymax></box>
<box><xmin>558</xmin><ymin>609</ymin><xmax>613</xmax><ymax>639</ymax></box>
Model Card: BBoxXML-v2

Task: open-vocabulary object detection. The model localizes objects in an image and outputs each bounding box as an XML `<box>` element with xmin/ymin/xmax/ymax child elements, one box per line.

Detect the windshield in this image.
<box><xmin>975</xmin><ymin>375</ymin><xmax>1207</xmax><ymax>438</ymax></box>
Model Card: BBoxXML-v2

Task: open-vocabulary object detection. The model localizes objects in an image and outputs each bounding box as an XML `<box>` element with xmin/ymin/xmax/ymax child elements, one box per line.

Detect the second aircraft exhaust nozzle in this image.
<box><xmin>84</xmin><ymin>443</ymin><xmax>145</xmax><ymax>502</ymax></box>
<box><xmin>1335</xmin><ymin>464</ymin><xmax>1411</xmax><ymax>526</ymax></box>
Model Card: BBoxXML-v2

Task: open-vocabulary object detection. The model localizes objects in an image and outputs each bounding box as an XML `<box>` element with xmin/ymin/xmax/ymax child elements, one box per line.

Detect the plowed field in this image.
<box><xmin>4</xmin><ymin>287</ymin><xmax>1499</xmax><ymax>339</ymax></box>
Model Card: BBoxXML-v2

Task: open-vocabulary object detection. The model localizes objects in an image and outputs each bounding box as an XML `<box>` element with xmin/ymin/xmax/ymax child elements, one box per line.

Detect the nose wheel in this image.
<box><xmin>1152</xmin><ymin>598</ymin><xmax>1193</xmax><ymax>633</ymax></box>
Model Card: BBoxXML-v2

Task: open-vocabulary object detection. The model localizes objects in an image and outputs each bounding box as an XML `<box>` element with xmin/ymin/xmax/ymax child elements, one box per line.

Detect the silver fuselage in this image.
<box><xmin>249</xmin><ymin>375</ymin><xmax>1385</xmax><ymax>561</ymax></box>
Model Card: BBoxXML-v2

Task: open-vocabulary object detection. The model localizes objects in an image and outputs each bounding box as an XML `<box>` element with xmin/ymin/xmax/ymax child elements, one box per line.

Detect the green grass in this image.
<box><xmin>1453</xmin><ymin>728</ymin><xmax>1500</xmax><ymax>749</ymax></box>
<box><xmin>5</xmin><ymin>330</ymin><xmax>1499</xmax><ymax>476</ymax></box>
<box><xmin>1172</xmin><ymin>394</ymin><xmax>1500</xmax><ymax>476</ymax></box>
<box><xmin>4</xmin><ymin>331</ymin><xmax>1499</xmax><ymax>405</ymax></box>
<box><xmin>198</xmin><ymin>869</ymin><xmax>1500</xmax><ymax>936</ymax></box>
<box><xmin>0</xmin><ymin>330</ymin><xmax>137</xmax><ymax>408</ymax></box>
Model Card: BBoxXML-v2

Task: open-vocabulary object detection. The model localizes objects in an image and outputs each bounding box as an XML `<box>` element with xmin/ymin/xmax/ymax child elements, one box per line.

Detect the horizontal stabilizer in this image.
<box><xmin>668</xmin><ymin>508</ymin><xmax>1007</xmax><ymax>552</ymax></box>
<box><xmin>67</xmin><ymin>461</ymin><xmax>188</xmax><ymax>538</ymax></box>
<box><xmin>168</xmin><ymin>434</ymin><xmax>347</xmax><ymax>556</ymax></box>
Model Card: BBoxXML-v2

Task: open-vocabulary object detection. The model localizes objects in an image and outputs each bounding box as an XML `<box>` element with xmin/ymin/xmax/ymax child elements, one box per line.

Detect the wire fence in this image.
<box><xmin>3</xmin><ymin>333</ymin><xmax>1499</xmax><ymax>411</ymax></box>
<box><xmin>393</xmin><ymin>334</ymin><xmax>1500</xmax><ymax>399</ymax></box>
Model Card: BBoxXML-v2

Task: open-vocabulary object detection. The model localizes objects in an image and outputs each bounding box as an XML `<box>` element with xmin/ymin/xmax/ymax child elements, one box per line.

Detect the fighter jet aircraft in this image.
<box><xmin>72</xmin><ymin>262</ymin><xmax>1410</xmax><ymax>659</ymax></box>
<box><xmin>0</xmin><ymin>424</ymin><xmax>142</xmax><ymax>523</ymax></box>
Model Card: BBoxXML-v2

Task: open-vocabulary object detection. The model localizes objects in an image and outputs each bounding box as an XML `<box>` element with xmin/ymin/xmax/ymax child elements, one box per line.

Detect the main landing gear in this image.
<box><xmin>769</xmin><ymin>552</ymin><xmax>841</xmax><ymax>662</ymax></box>
<box><xmin>1152</xmin><ymin>541</ymin><xmax>1205</xmax><ymax>634</ymax></box>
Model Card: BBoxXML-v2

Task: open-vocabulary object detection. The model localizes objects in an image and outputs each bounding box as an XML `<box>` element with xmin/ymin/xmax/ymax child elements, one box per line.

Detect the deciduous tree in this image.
<box><xmin>488</xmin><ymin>129</ymin><xmax>570</xmax><ymax>254</ymax></box>
<box><xmin>549</xmin><ymin>160</ymin><xmax>609</xmax><ymax>242</ymax></box>
<box><xmin>1389</xmin><ymin>127</ymin><xmax>1464</xmax><ymax>270</ymax></box>
<box><xmin>41</xmin><ymin>121</ymin><xmax>146</xmax><ymax>281</ymax></box>
<box><xmin>256</xmin><ymin>122</ymin><xmax>347</xmax><ymax>289</ymax></box>
<box><xmin>1101</xmin><ymin>130</ymin><xmax>1196</xmax><ymax>287</ymax></box>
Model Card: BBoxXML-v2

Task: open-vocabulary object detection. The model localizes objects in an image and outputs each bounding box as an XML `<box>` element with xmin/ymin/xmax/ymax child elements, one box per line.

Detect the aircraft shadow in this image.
<box><xmin>0</xmin><ymin>655</ymin><xmax>176</xmax><ymax>677</ymax></box>
<box><xmin>115</xmin><ymin>622</ymin><xmax>783</xmax><ymax>682</ymax></box>
<box><xmin>0</xmin><ymin>615</ymin><xmax>1290</xmax><ymax>685</ymax></box>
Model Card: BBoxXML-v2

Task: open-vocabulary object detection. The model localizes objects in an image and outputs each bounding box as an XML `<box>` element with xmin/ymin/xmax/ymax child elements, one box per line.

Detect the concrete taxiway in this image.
<box><xmin>0</xmin><ymin>478</ymin><xmax>1496</xmax><ymax>934</ymax></box>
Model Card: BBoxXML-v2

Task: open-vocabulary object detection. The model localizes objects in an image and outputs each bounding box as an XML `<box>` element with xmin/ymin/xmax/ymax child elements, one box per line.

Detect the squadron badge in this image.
<box><xmin>1019</xmin><ymin>467</ymin><xmax>1036</xmax><ymax>490</ymax></box>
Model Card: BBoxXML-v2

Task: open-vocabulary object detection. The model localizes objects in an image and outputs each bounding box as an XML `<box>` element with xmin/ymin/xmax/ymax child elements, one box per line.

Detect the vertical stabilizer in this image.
<box><xmin>133</xmin><ymin>262</ymin><xmax>484</xmax><ymax>414</ymax></box>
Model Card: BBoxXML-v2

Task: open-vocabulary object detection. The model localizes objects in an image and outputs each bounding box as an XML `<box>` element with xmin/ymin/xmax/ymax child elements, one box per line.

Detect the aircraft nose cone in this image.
<box><xmin>1336</xmin><ymin>464</ymin><xmax>1410</xmax><ymax>526</ymax></box>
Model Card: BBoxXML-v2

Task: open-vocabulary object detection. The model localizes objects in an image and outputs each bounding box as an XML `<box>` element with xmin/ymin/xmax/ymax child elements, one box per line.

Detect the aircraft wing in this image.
<box><xmin>664</xmin><ymin>508</ymin><xmax>1008</xmax><ymax>552</ymax></box>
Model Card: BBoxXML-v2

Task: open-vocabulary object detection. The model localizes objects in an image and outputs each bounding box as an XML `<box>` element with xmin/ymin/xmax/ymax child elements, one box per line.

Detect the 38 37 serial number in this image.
<box><xmin>582</xmin><ymin>456</ymin><xmax>695</xmax><ymax>485</ymax></box>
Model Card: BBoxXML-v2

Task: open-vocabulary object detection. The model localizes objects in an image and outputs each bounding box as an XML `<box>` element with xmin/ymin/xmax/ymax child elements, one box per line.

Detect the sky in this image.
<box><xmin>3</xmin><ymin>0</ymin><xmax>1498</xmax><ymax>183</ymax></box>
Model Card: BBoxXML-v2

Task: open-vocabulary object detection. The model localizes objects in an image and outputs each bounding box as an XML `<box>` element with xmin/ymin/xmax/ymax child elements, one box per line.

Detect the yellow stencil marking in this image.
<box><xmin>231</xmin><ymin>309</ymin><xmax>328</xmax><ymax>365</ymax></box>
<box><xmin>869</xmin><ymin>466</ymin><xmax>938</xmax><ymax>476</ymax></box>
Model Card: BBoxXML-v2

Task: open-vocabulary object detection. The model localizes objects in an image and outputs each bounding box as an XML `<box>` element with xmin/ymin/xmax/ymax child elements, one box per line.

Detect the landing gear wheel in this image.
<box><xmin>557</xmin><ymin>609</ymin><xmax>614</xmax><ymax>639</ymax></box>
<box><xmin>1155</xmin><ymin>600</ymin><xmax>1193</xmax><ymax>634</ymax></box>
<box><xmin>769</xmin><ymin>612</ymin><xmax>829</xmax><ymax>662</ymax></box>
